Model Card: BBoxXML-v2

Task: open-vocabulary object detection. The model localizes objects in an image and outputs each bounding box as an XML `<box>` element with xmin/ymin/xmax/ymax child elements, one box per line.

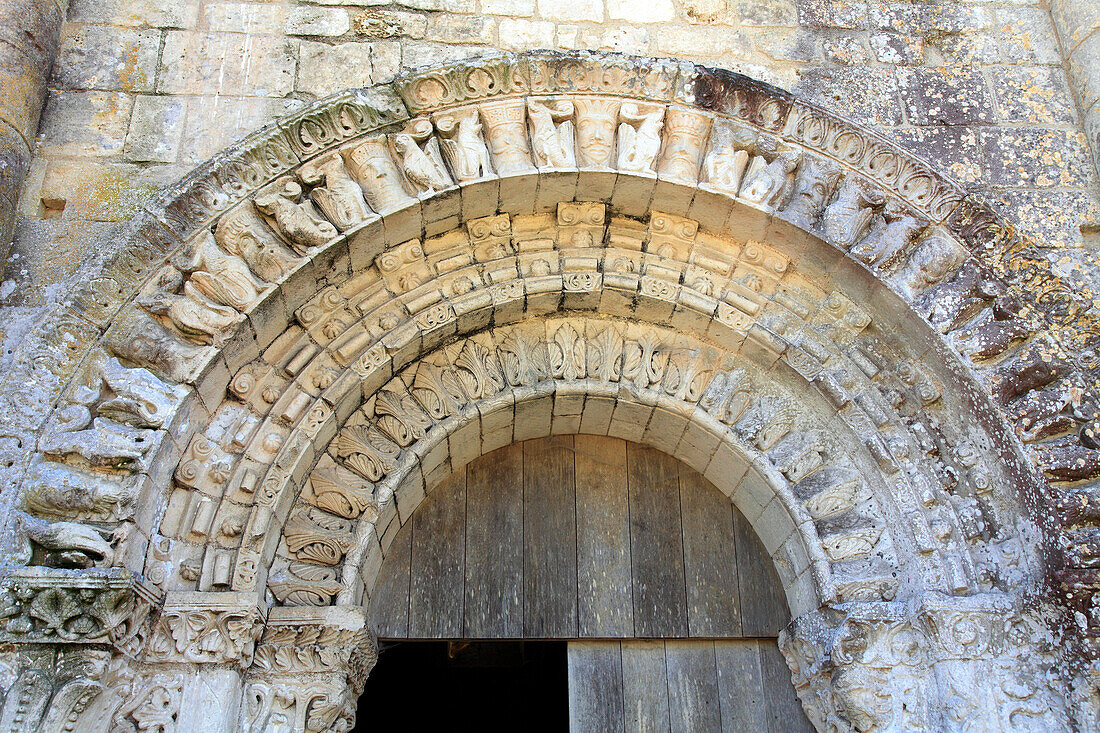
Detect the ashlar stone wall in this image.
<box><xmin>2</xmin><ymin>0</ymin><xmax>1098</xmax><ymax>343</ymax></box>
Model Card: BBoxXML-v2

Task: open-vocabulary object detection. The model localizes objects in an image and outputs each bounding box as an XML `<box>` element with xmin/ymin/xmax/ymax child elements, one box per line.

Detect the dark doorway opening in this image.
<box><xmin>355</xmin><ymin>640</ymin><xmax>569</xmax><ymax>732</ymax></box>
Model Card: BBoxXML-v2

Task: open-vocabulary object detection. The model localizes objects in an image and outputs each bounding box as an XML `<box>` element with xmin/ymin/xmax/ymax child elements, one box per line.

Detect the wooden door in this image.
<box><xmin>368</xmin><ymin>435</ymin><xmax>790</xmax><ymax>639</ymax></box>
<box><xmin>567</xmin><ymin>640</ymin><xmax>814</xmax><ymax>733</ymax></box>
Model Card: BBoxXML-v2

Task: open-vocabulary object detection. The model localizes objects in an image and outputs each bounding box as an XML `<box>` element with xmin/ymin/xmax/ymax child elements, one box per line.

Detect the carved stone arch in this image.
<box><xmin>0</xmin><ymin>51</ymin><xmax>1095</xmax><ymax>731</ymax></box>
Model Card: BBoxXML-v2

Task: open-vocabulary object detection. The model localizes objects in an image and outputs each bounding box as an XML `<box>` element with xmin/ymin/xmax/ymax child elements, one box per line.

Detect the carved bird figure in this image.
<box><xmin>394</xmin><ymin>134</ymin><xmax>450</xmax><ymax>194</ymax></box>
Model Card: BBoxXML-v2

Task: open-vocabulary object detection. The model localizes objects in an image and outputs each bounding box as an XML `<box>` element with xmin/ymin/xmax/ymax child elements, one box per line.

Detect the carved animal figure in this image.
<box><xmin>823</xmin><ymin>177</ymin><xmax>885</xmax><ymax>248</ymax></box>
<box><xmin>850</xmin><ymin>202</ymin><xmax>926</xmax><ymax>269</ymax></box>
<box><xmin>20</xmin><ymin>514</ymin><xmax>114</xmax><ymax>568</ymax></box>
<box><xmin>254</xmin><ymin>179</ymin><xmax>337</xmax><ymax>252</ymax></box>
<box><xmin>175</xmin><ymin>231</ymin><xmax>263</xmax><ymax>313</ymax></box>
<box><xmin>913</xmin><ymin>260</ymin><xmax>1003</xmax><ymax>334</ymax></box>
<box><xmin>97</xmin><ymin>357</ymin><xmax>178</xmax><ymax>428</ymax></box>
<box><xmin>740</xmin><ymin>150</ymin><xmax>802</xmax><ymax>209</ymax></box>
<box><xmin>393</xmin><ymin>133</ymin><xmax>451</xmax><ymax>194</ymax></box>
<box><xmin>528</xmin><ymin>100</ymin><xmax>575</xmax><ymax>168</ymax></box>
<box><xmin>299</xmin><ymin>152</ymin><xmax>373</xmax><ymax>230</ymax></box>
<box><xmin>439</xmin><ymin>113</ymin><xmax>494</xmax><ymax>182</ymax></box>
<box><xmin>138</xmin><ymin>281</ymin><xmax>239</xmax><ymax>346</ymax></box>
<box><xmin>617</xmin><ymin>106</ymin><xmax>663</xmax><ymax>174</ymax></box>
<box><xmin>215</xmin><ymin>207</ymin><xmax>300</xmax><ymax>283</ymax></box>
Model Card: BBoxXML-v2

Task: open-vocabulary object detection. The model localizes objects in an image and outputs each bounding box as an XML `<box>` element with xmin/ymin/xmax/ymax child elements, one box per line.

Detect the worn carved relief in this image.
<box><xmin>0</xmin><ymin>52</ymin><xmax>1095</xmax><ymax>731</ymax></box>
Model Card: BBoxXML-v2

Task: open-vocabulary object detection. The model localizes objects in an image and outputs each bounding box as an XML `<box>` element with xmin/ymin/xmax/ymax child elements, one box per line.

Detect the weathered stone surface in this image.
<box><xmin>793</xmin><ymin>67</ymin><xmax>904</xmax><ymax>126</ymax></box>
<box><xmin>54</xmin><ymin>25</ymin><xmax>160</xmax><ymax>93</ymax></box>
<box><xmin>353</xmin><ymin>8</ymin><xmax>428</xmax><ymax>39</ymax></box>
<box><xmin>37</xmin><ymin>91</ymin><xmax>133</xmax><ymax>158</ymax></box>
<box><xmin>992</xmin><ymin>66</ymin><xmax>1080</xmax><ymax>126</ymax></box>
<box><xmin>537</xmin><ymin>0</ymin><xmax>604</xmax><ymax>23</ymax></box>
<box><xmin>67</xmin><ymin>0</ymin><xmax>200</xmax><ymax>29</ymax></box>
<box><xmin>297</xmin><ymin>41</ymin><xmax>401</xmax><ymax>97</ymax></box>
<box><xmin>981</xmin><ymin>128</ymin><xmax>1098</xmax><ymax>188</ymax></box>
<box><xmin>285</xmin><ymin>7</ymin><xmax>352</xmax><ymax>38</ymax></box>
<box><xmin>158</xmin><ymin>32</ymin><xmax>296</xmax><ymax>96</ymax></box>
<box><xmin>124</xmin><ymin>96</ymin><xmax>186</xmax><ymax>164</ymax></box>
<box><xmin>897</xmin><ymin>67</ymin><xmax>993</xmax><ymax>126</ymax></box>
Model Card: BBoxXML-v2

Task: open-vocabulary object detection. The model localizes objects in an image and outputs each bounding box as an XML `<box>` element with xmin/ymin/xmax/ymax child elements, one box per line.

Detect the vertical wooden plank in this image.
<box><xmin>665</xmin><ymin>641</ymin><xmax>721</xmax><ymax>733</ymax></box>
<box><xmin>575</xmin><ymin>435</ymin><xmax>634</xmax><ymax>637</ymax></box>
<box><xmin>715</xmin><ymin>640</ymin><xmax>769</xmax><ymax>732</ymax></box>
<box><xmin>621</xmin><ymin>641</ymin><xmax>670</xmax><ymax>733</ymax></box>
<box><xmin>367</xmin><ymin>519</ymin><xmax>412</xmax><ymax>638</ymax></box>
<box><xmin>568</xmin><ymin>641</ymin><xmax>625</xmax><ymax>733</ymax></box>
<box><xmin>733</xmin><ymin>508</ymin><xmax>790</xmax><ymax>636</ymax></box>
<box><xmin>408</xmin><ymin>469</ymin><xmax>466</xmax><ymax>637</ymax></box>
<box><xmin>464</xmin><ymin>442</ymin><xmax>524</xmax><ymax>638</ymax></box>
<box><xmin>628</xmin><ymin>444</ymin><xmax>688</xmax><ymax>637</ymax></box>
<box><xmin>760</xmin><ymin>641</ymin><xmax>815</xmax><ymax>732</ymax></box>
<box><xmin>524</xmin><ymin>435</ymin><xmax>579</xmax><ymax>637</ymax></box>
<box><xmin>679</xmin><ymin>465</ymin><xmax>742</xmax><ymax>637</ymax></box>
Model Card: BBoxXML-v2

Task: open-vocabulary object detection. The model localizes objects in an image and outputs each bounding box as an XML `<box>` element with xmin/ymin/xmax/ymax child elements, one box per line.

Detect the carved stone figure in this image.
<box><xmin>913</xmin><ymin>260</ymin><xmax>1003</xmax><ymax>334</ymax></box>
<box><xmin>174</xmin><ymin>231</ymin><xmax>264</xmax><ymax>313</ymax></box>
<box><xmin>435</xmin><ymin>110</ymin><xmax>494</xmax><ymax>182</ymax></box>
<box><xmin>783</xmin><ymin>156</ymin><xmax>843</xmax><ymax>228</ymax></box>
<box><xmin>215</xmin><ymin>205</ymin><xmax>301</xmax><ymax>284</ymax></box>
<box><xmin>740</xmin><ymin>149</ymin><xmax>802</xmax><ymax>209</ymax></box>
<box><xmin>849</xmin><ymin>200</ymin><xmax>927</xmax><ymax>269</ymax></box>
<box><xmin>254</xmin><ymin>177</ymin><xmax>338</xmax><ymax>253</ymax></box>
<box><xmin>658</xmin><ymin>106</ymin><xmax>711</xmax><ymax>184</ymax></box>
<box><xmin>617</xmin><ymin>103</ymin><xmax>664</xmax><ymax>174</ymax></box>
<box><xmin>896</xmin><ymin>236</ymin><xmax>957</xmax><ymax>301</ymax></box>
<box><xmin>527</xmin><ymin>99</ymin><xmax>576</xmax><ymax>168</ymax></box>
<box><xmin>137</xmin><ymin>267</ymin><xmax>240</xmax><ymax>345</ymax></box>
<box><xmin>479</xmin><ymin>99</ymin><xmax>536</xmax><ymax>175</ymax></box>
<box><xmin>823</xmin><ymin>176</ymin><xmax>886</xmax><ymax>249</ymax></box>
<box><xmin>702</xmin><ymin>123</ymin><xmax>776</xmax><ymax>197</ymax></box>
<box><xmin>299</xmin><ymin>152</ymin><xmax>374</xmax><ymax>231</ymax></box>
<box><xmin>19</xmin><ymin>514</ymin><xmax>113</xmax><ymax>568</ymax></box>
<box><xmin>574</xmin><ymin>97</ymin><xmax>620</xmax><ymax>168</ymax></box>
<box><xmin>343</xmin><ymin>136</ymin><xmax>416</xmax><ymax>213</ymax></box>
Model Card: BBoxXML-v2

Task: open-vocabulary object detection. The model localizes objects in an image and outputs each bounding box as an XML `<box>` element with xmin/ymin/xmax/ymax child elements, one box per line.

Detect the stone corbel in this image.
<box><xmin>779</xmin><ymin>595</ymin><xmax>1071</xmax><ymax>732</ymax></box>
<box><xmin>242</xmin><ymin>606</ymin><xmax>378</xmax><ymax>733</ymax></box>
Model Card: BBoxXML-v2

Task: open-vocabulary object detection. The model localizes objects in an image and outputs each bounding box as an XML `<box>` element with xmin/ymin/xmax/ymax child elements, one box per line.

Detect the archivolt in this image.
<box><xmin>0</xmin><ymin>50</ymin><xmax>1093</xmax><ymax>731</ymax></box>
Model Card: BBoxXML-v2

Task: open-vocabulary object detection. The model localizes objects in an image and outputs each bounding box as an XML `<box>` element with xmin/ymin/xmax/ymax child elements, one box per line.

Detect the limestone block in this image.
<box><xmin>607</xmin><ymin>0</ymin><xmax>674</xmax><ymax>22</ymax></box>
<box><xmin>158</xmin><ymin>32</ymin><xmax>296</xmax><ymax>96</ymax></box>
<box><xmin>67</xmin><ymin>0</ymin><xmax>201</xmax><ymax>28</ymax></box>
<box><xmin>896</xmin><ymin>67</ymin><xmax>993</xmax><ymax>126</ymax></box>
<box><xmin>124</xmin><ymin>96</ymin><xmax>186</xmax><ymax>164</ymax></box>
<box><xmin>0</xmin><ymin>43</ymin><xmax>52</xmax><ymax>143</ymax></box>
<box><xmin>297</xmin><ymin>41</ymin><xmax>400</xmax><ymax>97</ymax></box>
<box><xmin>498</xmin><ymin>19</ymin><xmax>556</xmax><ymax>51</ymax></box>
<box><xmin>55</xmin><ymin>25</ymin><xmax>160</xmax><ymax>92</ymax></box>
<box><xmin>427</xmin><ymin>14</ymin><xmax>495</xmax><ymax>45</ymax></box>
<box><xmin>980</xmin><ymin>128</ymin><xmax>1097</xmax><ymax>189</ymax></box>
<box><xmin>537</xmin><ymin>0</ymin><xmax>604</xmax><ymax>23</ymax></box>
<box><xmin>353</xmin><ymin>9</ymin><xmax>428</xmax><ymax>39</ymax></box>
<box><xmin>200</xmin><ymin>2</ymin><xmax>289</xmax><ymax>35</ymax></box>
<box><xmin>285</xmin><ymin>7</ymin><xmax>351</xmax><ymax>37</ymax></box>
<box><xmin>482</xmin><ymin>0</ymin><xmax>536</xmax><ymax>16</ymax></box>
<box><xmin>36</xmin><ymin>91</ymin><xmax>132</xmax><ymax>158</ymax></box>
<box><xmin>177</xmin><ymin>95</ymin><xmax>303</xmax><ymax>166</ymax></box>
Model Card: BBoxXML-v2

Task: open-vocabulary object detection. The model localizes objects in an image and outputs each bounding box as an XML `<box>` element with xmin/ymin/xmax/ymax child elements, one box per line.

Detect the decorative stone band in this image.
<box><xmin>0</xmin><ymin>567</ymin><xmax>160</xmax><ymax>657</ymax></box>
<box><xmin>146</xmin><ymin>591</ymin><xmax>266</xmax><ymax>667</ymax></box>
<box><xmin>0</xmin><ymin>50</ymin><xmax>1096</xmax><ymax>729</ymax></box>
<box><xmin>779</xmin><ymin>594</ymin><xmax>1070</xmax><ymax>732</ymax></box>
<box><xmin>244</xmin><ymin>606</ymin><xmax>378</xmax><ymax>733</ymax></box>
